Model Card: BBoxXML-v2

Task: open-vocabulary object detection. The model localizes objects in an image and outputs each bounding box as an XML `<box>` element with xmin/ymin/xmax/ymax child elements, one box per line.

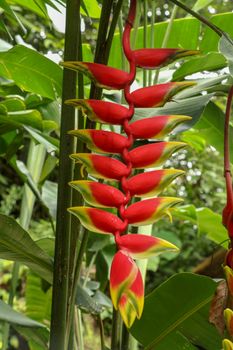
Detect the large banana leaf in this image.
<box><xmin>130</xmin><ymin>273</ymin><xmax>221</xmax><ymax>350</ymax></box>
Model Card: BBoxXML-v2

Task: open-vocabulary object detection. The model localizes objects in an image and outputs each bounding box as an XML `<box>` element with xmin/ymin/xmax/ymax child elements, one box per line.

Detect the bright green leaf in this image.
<box><xmin>172</xmin><ymin>53</ymin><xmax>226</xmax><ymax>81</ymax></box>
<box><xmin>193</xmin><ymin>0</ymin><xmax>214</xmax><ymax>11</ymax></box>
<box><xmin>0</xmin><ymin>45</ymin><xmax>62</xmax><ymax>99</ymax></box>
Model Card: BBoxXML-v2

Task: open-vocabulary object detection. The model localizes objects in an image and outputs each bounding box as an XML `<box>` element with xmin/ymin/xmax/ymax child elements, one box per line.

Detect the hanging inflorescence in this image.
<box><xmin>63</xmin><ymin>0</ymin><xmax>197</xmax><ymax>328</ymax></box>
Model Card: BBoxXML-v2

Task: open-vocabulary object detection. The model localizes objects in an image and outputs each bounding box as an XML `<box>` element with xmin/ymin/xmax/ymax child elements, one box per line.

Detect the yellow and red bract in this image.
<box><xmin>224</xmin><ymin>266</ymin><xmax>233</xmax><ymax>297</ymax></box>
<box><xmin>70</xmin><ymin>153</ymin><xmax>130</xmax><ymax>180</ymax></box>
<box><xmin>61</xmin><ymin>62</ymin><xmax>130</xmax><ymax>90</ymax></box>
<box><xmin>115</xmin><ymin>234</ymin><xmax>179</xmax><ymax>259</ymax></box>
<box><xmin>128</xmin><ymin>142</ymin><xmax>186</xmax><ymax>169</ymax></box>
<box><xmin>223</xmin><ymin>339</ymin><xmax>233</xmax><ymax>350</ymax></box>
<box><xmin>126</xmin><ymin>169</ymin><xmax>184</xmax><ymax>197</ymax></box>
<box><xmin>69</xmin><ymin>129</ymin><xmax>129</xmax><ymax>154</ymax></box>
<box><xmin>224</xmin><ymin>309</ymin><xmax>233</xmax><ymax>337</ymax></box>
<box><xmin>130</xmin><ymin>82</ymin><xmax>195</xmax><ymax>108</ymax></box>
<box><xmin>133</xmin><ymin>48</ymin><xmax>199</xmax><ymax>69</ymax></box>
<box><xmin>130</xmin><ymin>115</ymin><xmax>191</xmax><ymax>139</ymax></box>
<box><xmin>69</xmin><ymin>180</ymin><xmax>126</xmax><ymax>208</ymax></box>
<box><xmin>124</xmin><ymin>197</ymin><xmax>183</xmax><ymax>226</ymax></box>
<box><xmin>66</xmin><ymin>99</ymin><xmax>129</xmax><ymax>125</ymax></box>
<box><xmin>68</xmin><ymin>207</ymin><xmax>127</xmax><ymax>235</ymax></box>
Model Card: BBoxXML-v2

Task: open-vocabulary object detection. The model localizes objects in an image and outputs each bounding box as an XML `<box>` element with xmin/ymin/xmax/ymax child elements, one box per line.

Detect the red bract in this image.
<box><xmin>68</xmin><ymin>207</ymin><xmax>126</xmax><ymax>234</ymax></box>
<box><xmin>128</xmin><ymin>142</ymin><xmax>186</xmax><ymax>169</ymax></box>
<box><xmin>124</xmin><ymin>197</ymin><xmax>183</xmax><ymax>226</ymax></box>
<box><xmin>70</xmin><ymin>153</ymin><xmax>129</xmax><ymax>180</ymax></box>
<box><xmin>115</xmin><ymin>234</ymin><xmax>179</xmax><ymax>259</ymax></box>
<box><xmin>66</xmin><ymin>99</ymin><xmax>129</xmax><ymax>125</ymax></box>
<box><xmin>133</xmin><ymin>48</ymin><xmax>199</xmax><ymax>69</ymax></box>
<box><xmin>126</xmin><ymin>169</ymin><xmax>184</xmax><ymax>197</ymax></box>
<box><xmin>130</xmin><ymin>115</ymin><xmax>191</xmax><ymax>139</ymax></box>
<box><xmin>69</xmin><ymin>129</ymin><xmax>129</xmax><ymax>154</ymax></box>
<box><xmin>61</xmin><ymin>61</ymin><xmax>130</xmax><ymax>90</ymax></box>
<box><xmin>130</xmin><ymin>82</ymin><xmax>195</xmax><ymax>108</ymax></box>
<box><xmin>69</xmin><ymin>180</ymin><xmax>126</xmax><ymax>208</ymax></box>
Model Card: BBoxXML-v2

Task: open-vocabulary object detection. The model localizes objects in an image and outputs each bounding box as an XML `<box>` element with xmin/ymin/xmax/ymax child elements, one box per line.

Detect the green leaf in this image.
<box><xmin>173</xmin><ymin>205</ymin><xmax>228</xmax><ymax>248</ymax></box>
<box><xmin>0</xmin><ymin>299</ymin><xmax>45</xmax><ymax>328</ymax></box>
<box><xmin>219</xmin><ymin>33</ymin><xmax>233</xmax><ymax>77</ymax></box>
<box><xmin>76</xmin><ymin>284</ymin><xmax>103</xmax><ymax>314</ymax></box>
<box><xmin>0</xmin><ymin>214</ymin><xmax>53</xmax><ymax>283</ymax></box>
<box><xmin>132</xmin><ymin>94</ymin><xmax>214</xmax><ymax>133</ymax></box>
<box><xmin>194</xmin><ymin>101</ymin><xmax>233</xmax><ymax>161</ymax></box>
<box><xmin>172</xmin><ymin>53</ymin><xmax>226</xmax><ymax>81</ymax></box>
<box><xmin>41</xmin><ymin>181</ymin><xmax>57</xmax><ymax>219</ymax></box>
<box><xmin>192</xmin><ymin>0</ymin><xmax>214</xmax><ymax>11</ymax></box>
<box><xmin>10</xmin><ymin>0</ymin><xmax>48</xmax><ymax>18</ymax></box>
<box><xmin>0</xmin><ymin>96</ymin><xmax>25</xmax><ymax>112</ymax></box>
<box><xmin>81</xmin><ymin>0</ymin><xmax>101</xmax><ymax>18</ymax></box>
<box><xmin>26</xmin><ymin>273</ymin><xmax>51</xmax><ymax>324</ymax></box>
<box><xmin>25</xmin><ymin>126</ymin><xmax>59</xmax><ymax>153</ymax></box>
<box><xmin>14</xmin><ymin>327</ymin><xmax>49</xmax><ymax>350</ymax></box>
<box><xmin>131</xmin><ymin>273</ymin><xmax>221</xmax><ymax>349</ymax></box>
<box><xmin>0</xmin><ymin>45</ymin><xmax>62</xmax><ymax>99</ymax></box>
<box><xmin>109</xmin><ymin>18</ymin><xmax>200</xmax><ymax>69</ymax></box>
<box><xmin>200</xmin><ymin>13</ymin><xmax>233</xmax><ymax>53</ymax></box>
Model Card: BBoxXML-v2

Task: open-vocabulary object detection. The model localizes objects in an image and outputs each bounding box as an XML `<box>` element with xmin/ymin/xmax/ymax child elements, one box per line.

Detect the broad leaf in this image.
<box><xmin>0</xmin><ymin>45</ymin><xmax>62</xmax><ymax>99</ymax></box>
<box><xmin>0</xmin><ymin>214</ymin><xmax>53</xmax><ymax>283</ymax></box>
<box><xmin>172</xmin><ymin>53</ymin><xmax>226</xmax><ymax>81</ymax></box>
<box><xmin>81</xmin><ymin>0</ymin><xmax>101</xmax><ymax>18</ymax></box>
<box><xmin>219</xmin><ymin>33</ymin><xmax>233</xmax><ymax>77</ymax></box>
<box><xmin>194</xmin><ymin>101</ymin><xmax>233</xmax><ymax>161</ymax></box>
<box><xmin>131</xmin><ymin>273</ymin><xmax>221</xmax><ymax>349</ymax></box>
<box><xmin>200</xmin><ymin>13</ymin><xmax>233</xmax><ymax>53</ymax></box>
<box><xmin>0</xmin><ymin>299</ymin><xmax>45</xmax><ymax>328</ymax></box>
<box><xmin>132</xmin><ymin>94</ymin><xmax>214</xmax><ymax>133</ymax></box>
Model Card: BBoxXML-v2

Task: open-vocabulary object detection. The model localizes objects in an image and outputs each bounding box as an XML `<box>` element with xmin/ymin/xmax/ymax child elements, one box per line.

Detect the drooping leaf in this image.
<box><xmin>130</xmin><ymin>273</ymin><xmax>221</xmax><ymax>349</ymax></box>
<box><xmin>0</xmin><ymin>299</ymin><xmax>45</xmax><ymax>328</ymax></box>
<box><xmin>0</xmin><ymin>45</ymin><xmax>62</xmax><ymax>99</ymax></box>
<box><xmin>0</xmin><ymin>214</ymin><xmax>53</xmax><ymax>283</ymax></box>
<box><xmin>172</xmin><ymin>53</ymin><xmax>226</xmax><ymax>81</ymax></box>
<box><xmin>219</xmin><ymin>33</ymin><xmax>233</xmax><ymax>77</ymax></box>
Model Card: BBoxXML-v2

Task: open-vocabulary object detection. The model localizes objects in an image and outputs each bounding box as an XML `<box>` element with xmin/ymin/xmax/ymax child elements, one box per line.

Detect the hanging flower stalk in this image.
<box><xmin>222</xmin><ymin>86</ymin><xmax>233</xmax><ymax>348</ymax></box>
<box><xmin>62</xmin><ymin>0</ymin><xmax>196</xmax><ymax>328</ymax></box>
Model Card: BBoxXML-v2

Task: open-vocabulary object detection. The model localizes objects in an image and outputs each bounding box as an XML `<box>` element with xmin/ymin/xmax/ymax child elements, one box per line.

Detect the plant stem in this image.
<box><xmin>224</xmin><ymin>86</ymin><xmax>233</xmax><ymax>209</ymax></box>
<box><xmin>143</xmin><ymin>0</ymin><xmax>148</xmax><ymax>86</ymax></box>
<box><xmin>2</xmin><ymin>141</ymin><xmax>46</xmax><ymax>350</ymax></box>
<box><xmin>98</xmin><ymin>315</ymin><xmax>106</xmax><ymax>350</ymax></box>
<box><xmin>49</xmin><ymin>1</ymin><xmax>81</xmax><ymax>349</ymax></box>
<box><xmin>148</xmin><ymin>0</ymin><xmax>156</xmax><ymax>86</ymax></box>
<box><xmin>75</xmin><ymin>308</ymin><xmax>84</xmax><ymax>350</ymax></box>
<box><xmin>111</xmin><ymin>309</ymin><xmax>122</xmax><ymax>350</ymax></box>
<box><xmin>154</xmin><ymin>5</ymin><xmax>178</xmax><ymax>84</ymax></box>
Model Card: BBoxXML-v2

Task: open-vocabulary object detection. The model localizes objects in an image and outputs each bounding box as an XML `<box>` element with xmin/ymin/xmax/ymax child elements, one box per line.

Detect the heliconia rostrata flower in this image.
<box><xmin>64</xmin><ymin>0</ymin><xmax>197</xmax><ymax>328</ymax></box>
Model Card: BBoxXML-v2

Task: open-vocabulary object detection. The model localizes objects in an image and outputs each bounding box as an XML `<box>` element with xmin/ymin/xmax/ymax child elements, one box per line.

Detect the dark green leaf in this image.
<box><xmin>0</xmin><ymin>214</ymin><xmax>53</xmax><ymax>283</ymax></box>
<box><xmin>0</xmin><ymin>299</ymin><xmax>45</xmax><ymax>328</ymax></box>
<box><xmin>76</xmin><ymin>284</ymin><xmax>103</xmax><ymax>314</ymax></box>
<box><xmin>131</xmin><ymin>273</ymin><xmax>221</xmax><ymax>349</ymax></box>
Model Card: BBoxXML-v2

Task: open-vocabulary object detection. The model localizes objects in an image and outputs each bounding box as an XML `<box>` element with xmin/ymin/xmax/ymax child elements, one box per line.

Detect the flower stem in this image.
<box><xmin>148</xmin><ymin>0</ymin><xmax>156</xmax><ymax>86</ymax></box>
<box><xmin>49</xmin><ymin>0</ymin><xmax>81</xmax><ymax>349</ymax></box>
<box><xmin>143</xmin><ymin>0</ymin><xmax>148</xmax><ymax>87</ymax></box>
<box><xmin>224</xmin><ymin>86</ymin><xmax>233</xmax><ymax>209</ymax></box>
<box><xmin>111</xmin><ymin>309</ymin><xmax>122</xmax><ymax>350</ymax></box>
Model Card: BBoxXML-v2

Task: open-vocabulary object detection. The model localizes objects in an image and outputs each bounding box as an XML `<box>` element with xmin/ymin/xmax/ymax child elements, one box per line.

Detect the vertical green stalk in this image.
<box><xmin>143</xmin><ymin>0</ymin><xmax>148</xmax><ymax>86</ymax></box>
<box><xmin>2</xmin><ymin>141</ymin><xmax>46</xmax><ymax>350</ymax></box>
<box><xmin>154</xmin><ymin>5</ymin><xmax>178</xmax><ymax>84</ymax></box>
<box><xmin>49</xmin><ymin>1</ymin><xmax>81</xmax><ymax>349</ymax></box>
<box><xmin>148</xmin><ymin>0</ymin><xmax>156</xmax><ymax>85</ymax></box>
<box><xmin>111</xmin><ymin>309</ymin><xmax>122</xmax><ymax>350</ymax></box>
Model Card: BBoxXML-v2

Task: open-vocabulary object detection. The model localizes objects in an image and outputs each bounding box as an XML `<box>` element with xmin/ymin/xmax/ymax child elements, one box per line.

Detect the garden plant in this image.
<box><xmin>0</xmin><ymin>0</ymin><xmax>233</xmax><ymax>349</ymax></box>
